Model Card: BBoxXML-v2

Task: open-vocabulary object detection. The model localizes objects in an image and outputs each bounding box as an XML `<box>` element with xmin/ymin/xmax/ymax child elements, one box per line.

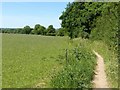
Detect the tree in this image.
<box><xmin>16</xmin><ymin>28</ymin><xmax>23</xmax><ymax>34</ymax></box>
<box><xmin>23</xmin><ymin>25</ymin><xmax>31</xmax><ymax>34</ymax></box>
<box><xmin>33</xmin><ymin>24</ymin><xmax>46</xmax><ymax>35</ymax></box>
<box><xmin>38</xmin><ymin>26</ymin><xmax>46</xmax><ymax>35</ymax></box>
<box><xmin>34</xmin><ymin>24</ymin><xmax>41</xmax><ymax>34</ymax></box>
<box><xmin>47</xmin><ymin>25</ymin><xmax>56</xmax><ymax>36</ymax></box>
<box><xmin>57</xmin><ymin>28</ymin><xmax>68</xmax><ymax>36</ymax></box>
<box><xmin>59</xmin><ymin>2</ymin><xmax>104</xmax><ymax>39</ymax></box>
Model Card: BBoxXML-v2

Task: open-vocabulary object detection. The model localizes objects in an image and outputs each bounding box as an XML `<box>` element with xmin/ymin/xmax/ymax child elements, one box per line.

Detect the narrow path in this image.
<box><xmin>92</xmin><ymin>50</ymin><xmax>109</xmax><ymax>88</ymax></box>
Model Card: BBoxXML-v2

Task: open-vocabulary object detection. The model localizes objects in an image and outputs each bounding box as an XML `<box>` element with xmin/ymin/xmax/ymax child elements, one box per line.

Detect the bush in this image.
<box><xmin>50</xmin><ymin>46</ymin><xmax>96</xmax><ymax>88</ymax></box>
<box><xmin>46</xmin><ymin>33</ymin><xmax>56</xmax><ymax>36</ymax></box>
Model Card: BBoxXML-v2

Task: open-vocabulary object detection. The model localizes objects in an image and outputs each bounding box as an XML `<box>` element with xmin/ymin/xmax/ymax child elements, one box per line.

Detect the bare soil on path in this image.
<box><xmin>92</xmin><ymin>50</ymin><xmax>109</xmax><ymax>88</ymax></box>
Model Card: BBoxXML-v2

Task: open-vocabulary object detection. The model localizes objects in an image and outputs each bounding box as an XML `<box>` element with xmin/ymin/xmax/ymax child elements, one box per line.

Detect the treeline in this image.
<box><xmin>1</xmin><ymin>25</ymin><xmax>67</xmax><ymax>36</ymax></box>
<box><xmin>2</xmin><ymin>2</ymin><xmax>119</xmax><ymax>50</ymax></box>
<box><xmin>59</xmin><ymin>2</ymin><xmax>118</xmax><ymax>50</ymax></box>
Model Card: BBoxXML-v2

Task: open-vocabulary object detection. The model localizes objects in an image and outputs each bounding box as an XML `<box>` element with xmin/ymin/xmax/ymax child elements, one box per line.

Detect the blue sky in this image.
<box><xmin>2</xmin><ymin>2</ymin><xmax>69</xmax><ymax>28</ymax></box>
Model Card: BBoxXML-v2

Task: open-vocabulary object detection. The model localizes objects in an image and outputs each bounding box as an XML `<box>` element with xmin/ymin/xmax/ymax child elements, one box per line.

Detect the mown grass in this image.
<box><xmin>2</xmin><ymin>34</ymin><xmax>72</xmax><ymax>88</ymax></box>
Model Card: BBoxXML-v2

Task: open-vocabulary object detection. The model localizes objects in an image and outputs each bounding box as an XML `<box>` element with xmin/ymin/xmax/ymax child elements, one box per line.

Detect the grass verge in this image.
<box><xmin>90</xmin><ymin>41</ymin><xmax>118</xmax><ymax>88</ymax></box>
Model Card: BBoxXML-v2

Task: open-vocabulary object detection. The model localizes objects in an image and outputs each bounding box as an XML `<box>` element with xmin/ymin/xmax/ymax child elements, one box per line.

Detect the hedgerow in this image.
<box><xmin>50</xmin><ymin>45</ymin><xmax>96</xmax><ymax>88</ymax></box>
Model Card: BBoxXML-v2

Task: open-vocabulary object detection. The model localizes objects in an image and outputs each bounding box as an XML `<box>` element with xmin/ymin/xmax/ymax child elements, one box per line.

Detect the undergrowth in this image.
<box><xmin>50</xmin><ymin>45</ymin><xmax>96</xmax><ymax>88</ymax></box>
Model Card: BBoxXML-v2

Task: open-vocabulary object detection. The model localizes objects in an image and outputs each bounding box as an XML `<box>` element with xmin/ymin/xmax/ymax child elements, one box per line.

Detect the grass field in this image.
<box><xmin>3</xmin><ymin>34</ymin><xmax>97</xmax><ymax>88</ymax></box>
<box><xmin>2</xmin><ymin>34</ymin><xmax>117</xmax><ymax>88</ymax></box>
<box><xmin>0</xmin><ymin>33</ymin><xmax>2</xmax><ymax>88</ymax></box>
<box><xmin>2</xmin><ymin>34</ymin><xmax>75</xmax><ymax>88</ymax></box>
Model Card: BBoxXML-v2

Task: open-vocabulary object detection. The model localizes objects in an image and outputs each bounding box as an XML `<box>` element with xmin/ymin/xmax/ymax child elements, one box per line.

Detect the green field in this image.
<box><xmin>2</xmin><ymin>34</ymin><xmax>118</xmax><ymax>88</ymax></box>
<box><xmin>2</xmin><ymin>34</ymin><xmax>74</xmax><ymax>88</ymax></box>
<box><xmin>0</xmin><ymin>33</ymin><xmax>2</xmax><ymax>89</ymax></box>
<box><xmin>2</xmin><ymin>34</ymin><xmax>97</xmax><ymax>88</ymax></box>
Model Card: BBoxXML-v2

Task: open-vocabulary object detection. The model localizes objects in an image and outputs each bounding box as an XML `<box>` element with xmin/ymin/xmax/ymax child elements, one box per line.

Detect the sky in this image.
<box><xmin>1</xmin><ymin>2</ymin><xmax>69</xmax><ymax>28</ymax></box>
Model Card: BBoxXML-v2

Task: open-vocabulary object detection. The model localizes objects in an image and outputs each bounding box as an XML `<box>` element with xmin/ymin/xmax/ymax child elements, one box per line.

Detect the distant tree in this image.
<box><xmin>44</xmin><ymin>29</ymin><xmax>47</xmax><ymax>35</ymax></box>
<box><xmin>30</xmin><ymin>30</ymin><xmax>35</xmax><ymax>34</ymax></box>
<box><xmin>33</xmin><ymin>24</ymin><xmax>46</xmax><ymax>35</ymax></box>
<box><xmin>47</xmin><ymin>25</ymin><xmax>56</xmax><ymax>36</ymax></box>
<box><xmin>34</xmin><ymin>24</ymin><xmax>41</xmax><ymax>34</ymax></box>
<box><xmin>57</xmin><ymin>28</ymin><xmax>68</xmax><ymax>36</ymax></box>
<box><xmin>34</xmin><ymin>24</ymin><xmax>40</xmax><ymax>30</ymax></box>
<box><xmin>16</xmin><ymin>28</ymin><xmax>23</xmax><ymax>34</ymax></box>
<box><xmin>38</xmin><ymin>26</ymin><xmax>46</xmax><ymax>35</ymax></box>
<box><xmin>23</xmin><ymin>25</ymin><xmax>31</xmax><ymax>34</ymax></box>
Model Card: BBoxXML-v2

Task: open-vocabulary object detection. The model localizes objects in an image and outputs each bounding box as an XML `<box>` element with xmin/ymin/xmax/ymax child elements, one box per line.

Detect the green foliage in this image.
<box><xmin>59</xmin><ymin>2</ymin><xmax>104</xmax><ymax>39</ymax></box>
<box><xmin>2</xmin><ymin>24</ymin><xmax>57</xmax><ymax>36</ymax></box>
<box><xmin>89</xmin><ymin>41</ymin><xmax>118</xmax><ymax>88</ymax></box>
<box><xmin>89</xmin><ymin>3</ymin><xmax>118</xmax><ymax>87</ymax></box>
<box><xmin>59</xmin><ymin>2</ymin><xmax>118</xmax><ymax>43</ymax></box>
<box><xmin>51</xmin><ymin>46</ymin><xmax>96</xmax><ymax>88</ymax></box>
<box><xmin>22</xmin><ymin>25</ymin><xmax>31</xmax><ymax>34</ymax></box>
<box><xmin>15</xmin><ymin>28</ymin><xmax>23</xmax><ymax>34</ymax></box>
<box><xmin>46</xmin><ymin>25</ymin><xmax>56</xmax><ymax>36</ymax></box>
<box><xmin>46</xmin><ymin>33</ymin><xmax>56</xmax><ymax>36</ymax></box>
<box><xmin>34</xmin><ymin>24</ymin><xmax>41</xmax><ymax>30</ymax></box>
<box><xmin>33</xmin><ymin>24</ymin><xmax>41</xmax><ymax>34</ymax></box>
<box><xmin>57</xmin><ymin>28</ymin><xmax>68</xmax><ymax>36</ymax></box>
<box><xmin>90</xmin><ymin>2</ymin><xmax>118</xmax><ymax>51</ymax></box>
<box><xmin>33</xmin><ymin>24</ymin><xmax>46</xmax><ymax>35</ymax></box>
<box><xmin>2</xmin><ymin>28</ymin><xmax>23</xmax><ymax>34</ymax></box>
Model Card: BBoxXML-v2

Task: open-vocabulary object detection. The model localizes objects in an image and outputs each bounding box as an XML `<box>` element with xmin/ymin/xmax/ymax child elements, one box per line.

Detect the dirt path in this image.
<box><xmin>92</xmin><ymin>50</ymin><xmax>109</xmax><ymax>88</ymax></box>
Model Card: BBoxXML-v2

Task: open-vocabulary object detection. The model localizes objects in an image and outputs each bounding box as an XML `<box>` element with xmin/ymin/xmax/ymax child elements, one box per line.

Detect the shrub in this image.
<box><xmin>50</xmin><ymin>46</ymin><xmax>96</xmax><ymax>88</ymax></box>
<box><xmin>46</xmin><ymin>33</ymin><xmax>56</xmax><ymax>36</ymax></box>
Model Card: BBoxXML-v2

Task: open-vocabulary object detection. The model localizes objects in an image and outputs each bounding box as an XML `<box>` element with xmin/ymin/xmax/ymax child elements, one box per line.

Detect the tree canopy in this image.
<box><xmin>59</xmin><ymin>2</ymin><xmax>118</xmax><ymax>52</ymax></box>
<box><xmin>23</xmin><ymin>25</ymin><xmax>31</xmax><ymax>34</ymax></box>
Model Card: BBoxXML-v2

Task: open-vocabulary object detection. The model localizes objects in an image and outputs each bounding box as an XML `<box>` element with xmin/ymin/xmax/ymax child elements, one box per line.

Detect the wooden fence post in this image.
<box><xmin>66</xmin><ymin>49</ymin><xmax>68</xmax><ymax>66</ymax></box>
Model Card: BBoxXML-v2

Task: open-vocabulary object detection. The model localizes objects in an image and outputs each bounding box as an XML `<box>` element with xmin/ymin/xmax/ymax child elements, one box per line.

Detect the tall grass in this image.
<box><xmin>90</xmin><ymin>41</ymin><xmax>118</xmax><ymax>88</ymax></box>
<box><xmin>69</xmin><ymin>38</ymin><xmax>118</xmax><ymax>88</ymax></box>
<box><xmin>0</xmin><ymin>33</ymin><xmax>2</xmax><ymax>89</ymax></box>
<box><xmin>50</xmin><ymin>44</ymin><xmax>96</xmax><ymax>88</ymax></box>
